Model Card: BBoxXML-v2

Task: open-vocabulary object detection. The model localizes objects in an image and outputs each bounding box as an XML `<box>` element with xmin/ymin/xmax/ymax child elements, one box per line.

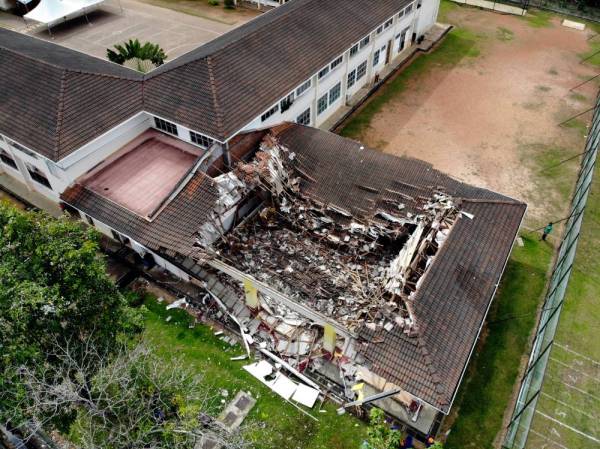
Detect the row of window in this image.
<box><xmin>347</xmin><ymin>61</ymin><xmax>368</xmax><ymax>89</ymax></box>
<box><xmin>154</xmin><ymin>117</ymin><xmax>214</xmax><ymax>149</ymax></box>
<box><xmin>317</xmin><ymin>82</ymin><xmax>342</xmax><ymax>116</ymax></box>
<box><xmin>376</xmin><ymin>17</ymin><xmax>394</xmax><ymax>35</ymax></box>
<box><xmin>1</xmin><ymin>148</ymin><xmax>52</xmax><ymax>190</ymax></box>
<box><xmin>398</xmin><ymin>2</ymin><xmax>414</xmax><ymax>18</ymax></box>
<box><xmin>318</xmin><ymin>55</ymin><xmax>344</xmax><ymax>80</ymax></box>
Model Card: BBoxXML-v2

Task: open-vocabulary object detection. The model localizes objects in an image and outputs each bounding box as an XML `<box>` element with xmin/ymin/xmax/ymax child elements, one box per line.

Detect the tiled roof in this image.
<box><xmin>0</xmin><ymin>29</ymin><xmax>143</xmax><ymax>161</ymax></box>
<box><xmin>144</xmin><ymin>0</ymin><xmax>412</xmax><ymax>140</ymax></box>
<box><xmin>1</xmin><ymin>0</ymin><xmax>411</xmax><ymax>160</ymax></box>
<box><xmin>61</xmin><ymin>172</ymin><xmax>219</xmax><ymax>260</ymax></box>
<box><xmin>273</xmin><ymin>124</ymin><xmax>526</xmax><ymax>412</ymax></box>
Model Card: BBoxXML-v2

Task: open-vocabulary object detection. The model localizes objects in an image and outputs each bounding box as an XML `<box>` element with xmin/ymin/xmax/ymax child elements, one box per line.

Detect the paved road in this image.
<box><xmin>1</xmin><ymin>0</ymin><xmax>253</xmax><ymax>62</ymax></box>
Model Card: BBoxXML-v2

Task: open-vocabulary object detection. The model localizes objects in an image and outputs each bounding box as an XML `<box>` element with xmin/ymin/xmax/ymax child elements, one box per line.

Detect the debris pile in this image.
<box><xmin>213</xmin><ymin>137</ymin><xmax>460</xmax><ymax>333</ymax></box>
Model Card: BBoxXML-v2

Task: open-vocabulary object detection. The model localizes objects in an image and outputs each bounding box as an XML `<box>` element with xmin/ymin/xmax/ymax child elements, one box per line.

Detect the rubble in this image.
<box><xmin>212</xmin><ymin>137</ymin><xmax>459</xmax><ymax>334</ymax></box>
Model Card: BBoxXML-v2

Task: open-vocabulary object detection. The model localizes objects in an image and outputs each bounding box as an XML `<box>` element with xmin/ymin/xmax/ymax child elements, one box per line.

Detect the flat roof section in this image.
<box><xmin>85</xmin><ymin>132</ymin><xmax>199</xmax><ymax>218</ymax></box>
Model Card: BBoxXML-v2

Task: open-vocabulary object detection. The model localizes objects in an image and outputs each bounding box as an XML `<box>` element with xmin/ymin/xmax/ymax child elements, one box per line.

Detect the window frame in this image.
<box><xmin>261</xmin><ymin>104</ymin><xmax>280</xmax><ymax>122</ymax></box>
<box><xmin>318</xmin><ymin>65</ymin><xmax>330</xmax><ymax>80</ymax></box>
<box><xmin>296</xmin><ymin>108</ymin><xmax>311</xmax><ymax>126</ymax></box>
<box><xmin>347</xmin><ymin>69</ymin><xmax>357</xmax><ymax>89</ymax></box>
<box><xmin>189</xmin><ymin>131</ymin><xmax>214</xmax><ymax>149</ymax></box>
<box><xmin>296</xmin><ymin>79</ymin><xmax>312</xmax><ymax>97</ymax></box>
<box><xmin>356</xmin><ymin>61</ymin><xmax>368</xmax><ymax>81</ymax></box>
<box><xmin>280</xmin><ymin>92</ymin><xmax>295</xmax><ymax>112</ymax></box>
<box><xmin>0</xmin><ymin>149</ymin><xmax>18</xmax><ymax>170</ymax></box>
<box><xmin>330</xmin><ymin>55</ymin><xmax>343</xmax><ymax>71</ymax></box>
<box><xmin>373</xmin><ymin>49</ymin><xmax>381</xmax><ymax>66</ymax></box>
<box><xmin>26</xmin><ymin>163</ymin><xmax>52</xmax><ymax>190</ymax></box>
<box><xmin>154</xmin><ymin>117</ymin><xmax>179</xmax><ymax>136</ymax></box>
<box><xmin>360</xmin><ymin>35</ymin><xmax>371</xmax><ymax>48</ymax></box>
<box><xmin>317</xmin><ymin>93</ymin><xmax>329</xmax><ymax>115</ymax></box>
<box><xmin>350</xmin><ymin>43</ymin><xmax>359</xmax><ymax>58</ymax></box>
<box><xmin>329</xmin><ymin>82</ymin><xmax>341</xmax><ymax>105</ymax></box>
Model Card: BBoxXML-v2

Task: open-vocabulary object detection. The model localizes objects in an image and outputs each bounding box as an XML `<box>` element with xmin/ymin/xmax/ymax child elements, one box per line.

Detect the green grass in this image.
<box><xmin>570</xmin><ymin>92</ymin><xmax>588</xmax><ymax>102</ymax></box>
<box><xmin>438</xmin><ymin>0</ymin><xmax>460</xmax><ymax>23</ymax></box>
<box><xmin>445</xmin><ymin>235</ymin><xmax>554</xmax><ymax>449</ymax></box>
<box><xmin>340</xmin><ymin>27</ymin><xmax>481</xmax><ymax>140</ymax></box>
<box><xmin>142</xmin><ymin>298</ymin><xmax>367</xmax><ymax>449</ymax></box>
<box><xmin>527</xmin><ymin>158</ymin><xmax>600</xmax><ymax>448</ymax></box>
<box><xmin>496</xmin><ymin>26</ymin><xmax>515</xmax><ymax>42</ymax></box>
<box><xmin>521</xmin><ymin>9</ymin><xmax>554</xmax><ymax>28</ymax></box>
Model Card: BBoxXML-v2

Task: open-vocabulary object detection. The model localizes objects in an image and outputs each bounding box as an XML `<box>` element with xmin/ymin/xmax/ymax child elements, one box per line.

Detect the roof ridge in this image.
<box><xmin>53</xmin><ymin>69</ymin><xmax>69</xmax><ymax>160</ymax></box>
<box><xmin>206</xmin><ymin>56</ymin><xmax>225</xmax><ymax>138</ymax></box>
<box><xmin>415</xmin><ymin>335</ymin><xmax>448</xmax><ymax>405</ymax></box>
<box><xmin>0</xmin><ymin>38</ymin><xmax>140</xmax><ymax>80</ymax></box>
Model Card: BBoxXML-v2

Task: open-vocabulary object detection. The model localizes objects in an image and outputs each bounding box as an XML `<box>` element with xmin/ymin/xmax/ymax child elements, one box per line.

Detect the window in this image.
<box><xmin>356</xmin><ymin>61</ymin><xmax>367</xmax><ymax>80</ymax></box>
<box><xmin>360</xmin><ymin>35</ymin><xmax>371</xmax><ymax>48</ymax></box>
<box><xmin>189</xmin><ymin>131</ymin><xmax>214</xmax><ymax>149</ymax></box>
<box><xmin>317</xmin><ymin>93</ymin><xmax>328</xmax><ymax>115</ymax></box>
<box><xmin>330</xmin><ymin>55</ymin><xmax>343</xmax><ymax>70</ymax></box>
<box><xmin>296</xmin><ymin>108</ymin><xmax>311</xmax><ymax>125</ymax></box>
<box><xmin>154</xmin><ymin>117</ymin><xmax>178</xmax><ymax>136</ymax></box>
<box><xmin>376</xmin><ymin>25</ymin><xmax>384</xmax><ymax>35</ymax></box>
<box><xmin>85</xmin><ymin>214</ymin><xmax>95</xmax><ymax>226</ymax></box>
<box><xmin>0</xmin><ymin>149</ymin><xmax>17</xmax><ymax>170</ymax></box>
<box><xmin>7</xmin><ymin>139</ymin><xmax>37</xmax><ymax>158</ymax></box>
<box><xmin>350</xmin><ymin>43</ymin><xmax>359</xmax><ymax>58</ymax></box>
<box><xmin>373</xmin><ymin>49</ymin><xmax>381</xmax><ymax>66</ymax></box>
<box><xmin>26</xmin><ymin>164</ymin><xmax>51</xmax><ymax>189</ymax></box>
<box><xmin>111</xmin><ymin>229</ymin><xmax>123</xmax><ymax>242</ymax></box>
<box><xmin>347</xmin><ymin>69</ymin><xmax>357</xmax><ymax>89</ymax></box>
<box><xmin>329</xmin><ymin>82</ymin><xmax>341</xmax><ymax>105</ymax></box>
<box><xmin>296</xmin><ymin>79</ymin><xmax>312</xmax><ymax>97</ymax></box>
<box><xmin>384</xmin><ymin>18</ymin><xmax>393</xmax><ymax>29</ymax></box>
<box><xmin>397</xmin><ymin>28</ymin><xmax>409</xmax><ymax>52</ymax></box>
<box><xmin>280</xmin><ymin>92</ymin><xmax>295</xmax><ymax>112</ymax></box>
<box><xmin>261</xmin><ymin>104</ymin><xmax>279</xmax><ymax>122</ymax></box>
<box><xmin>405</xmin><ymin>3</ymin><xmax>413</xmax><ymax>13</ymax></box>
<box><xmin>318</xmin><ymin>66</ymin><xmax>330</xmax><ymax>79</ymax></box>
<box><xmin>398</xmin><ymin>9</ymin><xmax>405</xmax><ymax>18</ymax></box>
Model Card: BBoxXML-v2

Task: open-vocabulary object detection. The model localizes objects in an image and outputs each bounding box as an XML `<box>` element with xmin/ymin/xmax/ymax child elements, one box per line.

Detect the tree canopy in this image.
<box><xmin>0</xmin><ymin>202</ymin><xmax>142</xmax><ymax>422</ymax></box>
<box><xmin>106</xmin><ymin>39</ymin><xmax>167</xmax><ymax>72</ymax></box>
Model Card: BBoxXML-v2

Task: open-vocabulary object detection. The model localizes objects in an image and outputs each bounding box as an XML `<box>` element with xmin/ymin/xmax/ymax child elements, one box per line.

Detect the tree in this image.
<box><xmin>0</xmin><ymin>203</ymin><xmax>142</xmax><ymax>425</ymax></box>
<box><xmin>363</xmin><ymin>408</ymin><xmax>402</xmax><ymax>449</ymax></box>
<box><xmin>9</xmin><ymin>340</ymin><xmax>250</xmax><ymax>449</ymax></box>
<box><xmin>106</xmin><ymin>39</ymin><xmax>167</xmax><ymax>72</ymax></box>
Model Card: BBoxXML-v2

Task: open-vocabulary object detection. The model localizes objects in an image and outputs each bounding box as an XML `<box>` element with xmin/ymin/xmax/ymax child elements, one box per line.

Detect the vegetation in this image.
<box><xmin>143</xmin><ymin>297</ymin><xmax>368</xmax><ymax>449</ymax></box>
<box><xmin>445</xmin><ymin>235</ymin><xmax>553</xmax><ymax>448</ymax></box>
<box><xmin>0</xmin><ymin>203</ymin><xmax>143</xmax><ymax>427</ymax></box>
<box><xmin>362</xmin><ymin>408</ymin><xmax>402</xmax><ymax>449</ymax></box>
<box><xmin>107</xmin><ymin>39</ymin><xmax>167</xmax><ymax>72</ymax></box>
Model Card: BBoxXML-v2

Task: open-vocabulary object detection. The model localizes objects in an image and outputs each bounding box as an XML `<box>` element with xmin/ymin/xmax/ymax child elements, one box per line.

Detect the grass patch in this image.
<box><xmin>522</xmin><ymin>9</ymin><xmax>554</xmax><ymax>28</ymax></box>
<box><xmin>340</xmin><ymin>27</ymin><xmax>481</xmax><ymax>139</ymax></box>
<box><xmin>527</xmin><ymin>153</ymin><xmax>600</xmax><ymax>449</ymax></box>
<box><xmin>496</xmin><ymin>26</ymin><xmax>515</xmax><ymax>41</ymax></box>
<box><xmin>445</xmin><ymin>235</ymin><xmax>553</xmax><ymax>449</ymax></box>
<box><xmin>562</xmin><ymin>117</ymin><xmax>588</xmax><ymax>136</ymax></box>
<box><xmin>438</xmin><ymin>0</ymin><xmax>460</xmax><ymax>23</ymax></box>
<box><xmin>570</xmin><ymin>92</ymin><xmax>588</xmax><ymax>102</ymax></box>
<box><xmin>142</xmin><ymin>297</ymin><xmax>367</xmax><ymax>449</ymax></box>
<box><xmin>536</xmin><ymin>85</ymin><xmax>551</xmax><ymax>92</ymax></box>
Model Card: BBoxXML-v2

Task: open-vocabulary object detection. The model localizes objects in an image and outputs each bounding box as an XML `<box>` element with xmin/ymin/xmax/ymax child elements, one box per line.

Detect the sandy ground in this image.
<box><xmin>359</xmin><ymin>7</ymin><xmax>598</xmax><ymax>222</ymax></box>
<box><xmin>0</xmin><ymin>0</ymin><xmax>258</xmax><ymax>61</ymax></box>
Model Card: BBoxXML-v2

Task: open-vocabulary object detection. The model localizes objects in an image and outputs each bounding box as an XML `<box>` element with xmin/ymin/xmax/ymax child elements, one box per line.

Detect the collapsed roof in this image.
<box><xmin>62</xmin><ymin>124</ymin><xmax>526</xmax><ymax>412</ymax></box>
<box><xmin>0</xmin><ymin>0</ymin><xmax>413</xmax><ymax>161</ymax></box>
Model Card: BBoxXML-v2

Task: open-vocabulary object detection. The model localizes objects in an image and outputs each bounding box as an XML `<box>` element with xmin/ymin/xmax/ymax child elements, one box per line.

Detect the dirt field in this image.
<box><xmin>349</xmin><ymin>5</ymin><xmax>598</xmax><ymax>224</ymax></box>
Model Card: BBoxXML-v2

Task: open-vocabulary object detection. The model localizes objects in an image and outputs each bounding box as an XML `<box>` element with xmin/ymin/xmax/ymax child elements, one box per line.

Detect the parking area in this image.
<box><xmin>0</xmin><ymin>0</ymin><xmax>259</xmax><ymax>61</ymax></box>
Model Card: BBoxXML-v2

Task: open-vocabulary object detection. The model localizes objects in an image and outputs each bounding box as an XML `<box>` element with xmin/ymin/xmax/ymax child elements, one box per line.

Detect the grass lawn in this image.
<box><xmin>444</xmin><ymin>235</ymin><xmax>553</xmax><ymax>449</ymax></box>
<box><xmin>526</xmin><ymin>165</ymin><xmax>600</xmax><ymax>448</ymax></box>
<box><xmin>142</xmin><ymin>298</ymin><xmax>367</xmax><ymax>449</ymax></box>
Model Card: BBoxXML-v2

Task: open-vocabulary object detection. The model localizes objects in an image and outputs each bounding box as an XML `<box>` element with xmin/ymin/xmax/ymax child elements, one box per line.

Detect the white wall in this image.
<box><xmin>235</xmin><ymin>0</ymin><xmax>438</xmax><ymax>134</ymax></box>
